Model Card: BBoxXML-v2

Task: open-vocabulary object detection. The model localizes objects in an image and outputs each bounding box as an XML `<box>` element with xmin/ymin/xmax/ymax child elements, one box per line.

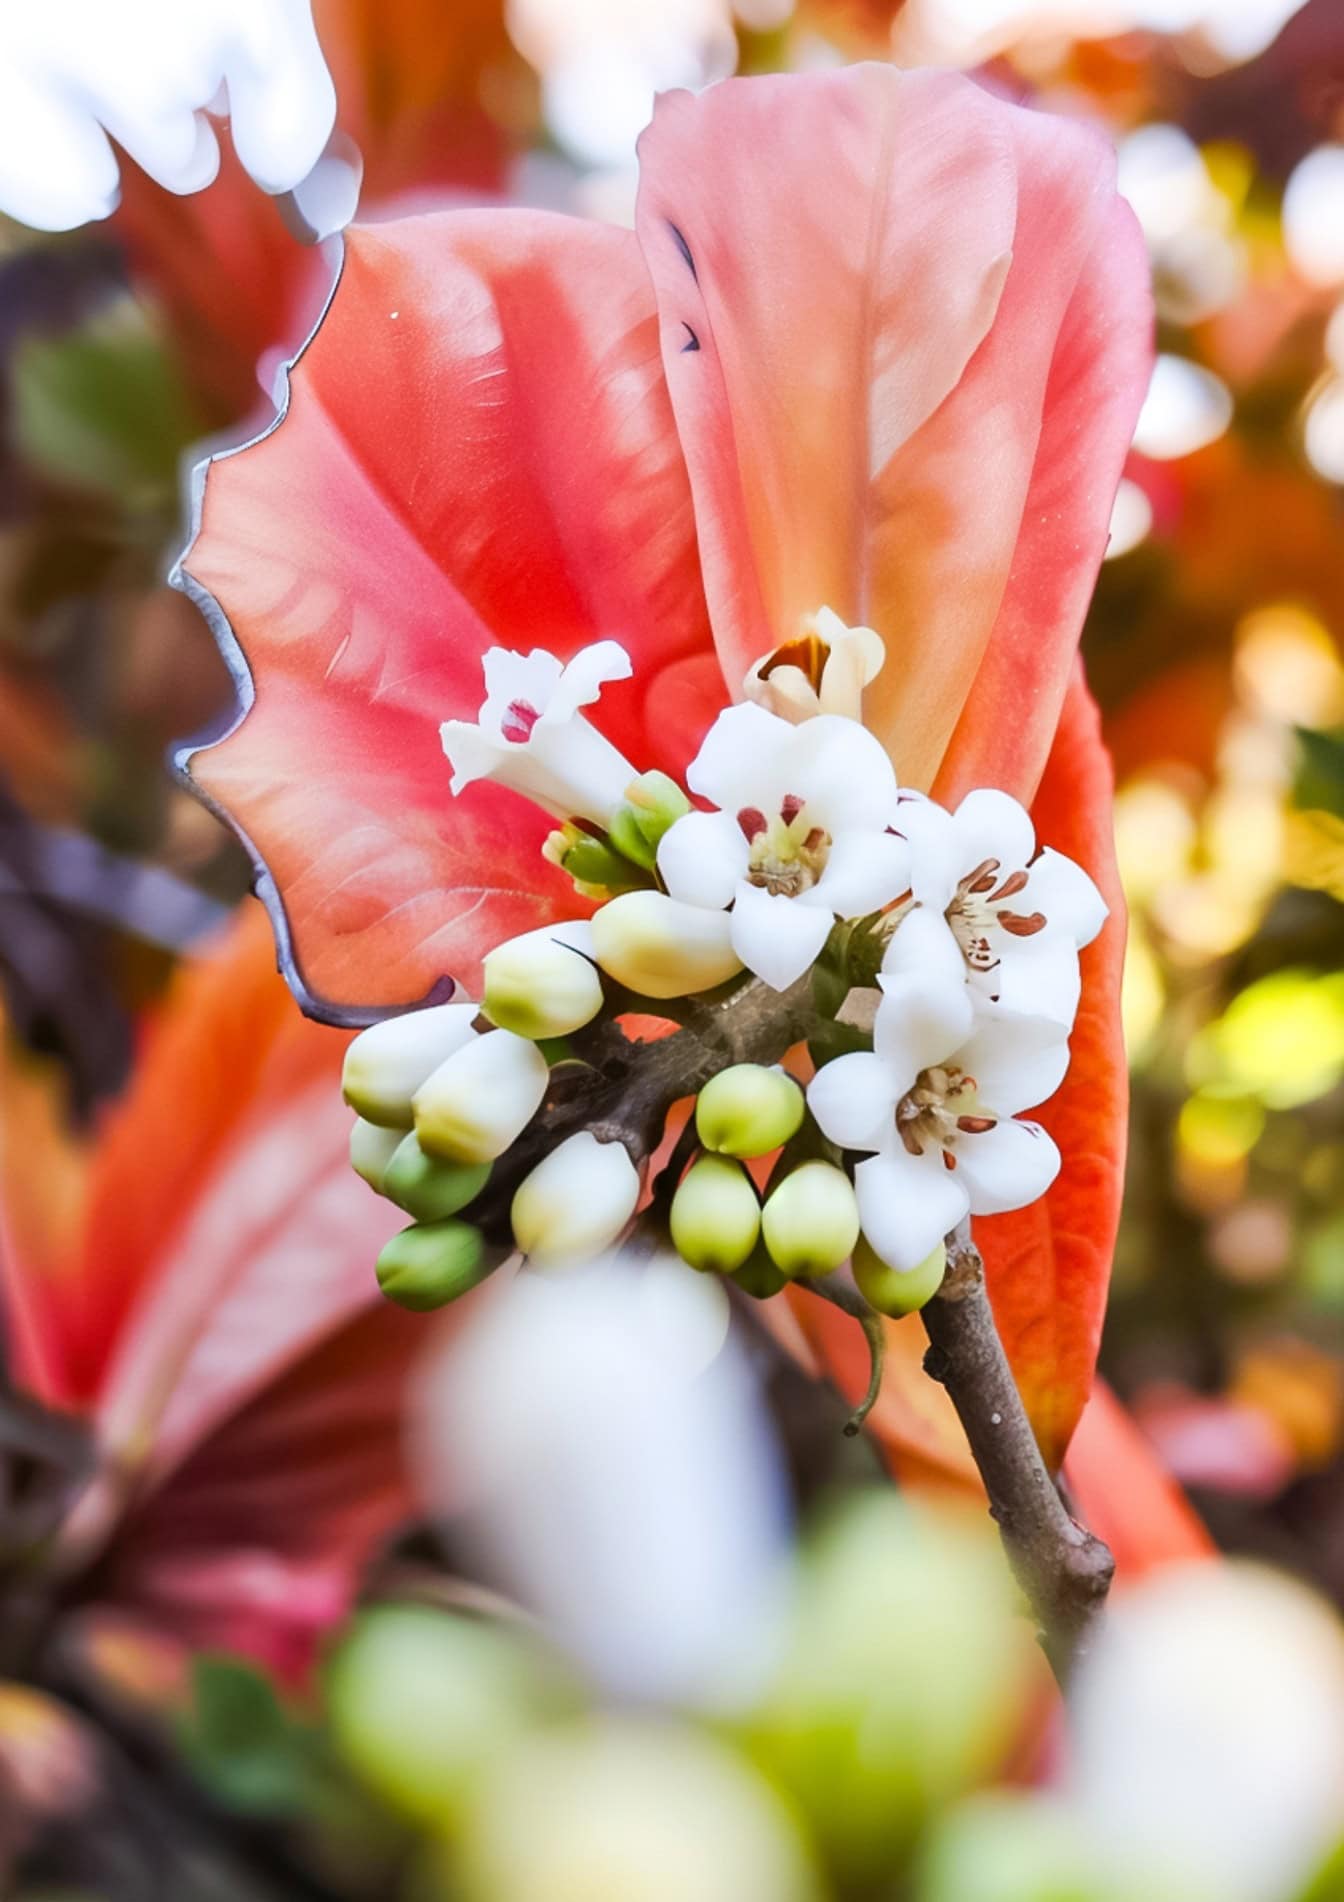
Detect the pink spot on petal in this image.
<box><xmin>501</xmin><ymin>700</ymin><xmax>540</xmax><ymax>744</ymax></box>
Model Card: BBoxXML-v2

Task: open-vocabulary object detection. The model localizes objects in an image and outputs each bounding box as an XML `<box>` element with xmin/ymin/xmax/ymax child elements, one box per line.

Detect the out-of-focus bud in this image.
<box><xmin>511</xmin><ymin>1131</ymin><xmax>641</xmax><ymax>1266</ymax></box>
<box><xmin>382</xmin><ymin>1133</ymin><xmax>491</xmax><ymax>1223</ymax></box>
<box><xmin>696</xmin><ymin>1064</ymin><xmax>805</xmax><ymax>1159</ymax></box>
<box><xmin>670</xmin><ymin>1155</ymin><xmax>762</xmax><ymax>1274</ymax></box>
<box><xmin>326</xmin><ymin>1606</ymin><xmax>570</xmax><ymax>1831</ymax></box>
<box><xmin>414</xmin><ymin>1029</ymin><xmax>549</xmax><ymax>1165</ymax></box>
<box><xmin>349</xmin><ymin>1117</ymin><xmax>402</xmax><ymax>1192</ymax></box>
<box><xmin>591</xmin><ymin>891</ymin><xmax>743</xmax><ymax>999</ymax></box>
<box><xmin>731</xmin><ymin>1245</ymin><xmax>788</xmax><ymax>1301</ymax></box>
<box><xmin>917</xmin><ymin>1794</ymin><xmax>1099</xmax><ymax>1902</ymax></box>
<box><xmin>761</xmin><ymin>1162</ymin><xmax>859</xmax><ymax>1278</ymax></box>
<box><xmin>457</xmin><ymin>1717</ymin><xmax>820</xmax><ymax>1902</ymax></box>
<box><xmin>853</xmin><ymin>1236</ymin><xmax>947</xmax><ymax>1316</ymax></box>
<box><xmin>375</xmin><ymin>1219</ymin><xmax>491</xmax><ymax>1311</ymax></box>
<box><xmin>483</xmin><ymin>923</ymin><xmax>603</xmax><ymax>1039</ymax></box>
<box><xmin>342</xmin><ymin>1001</ymin><xmax>479</xmax><ymax>1128</ymax></box>
<box><xmin>608</xmin><ymin>770</ymin><xmax>693</xmax><ymax>870</ymax></box>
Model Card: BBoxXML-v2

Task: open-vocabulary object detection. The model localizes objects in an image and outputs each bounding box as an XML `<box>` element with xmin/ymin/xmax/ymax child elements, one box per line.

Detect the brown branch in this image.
<box><xmin>920</xmin><ymin>1229</ymin><xmax>1114</xmax><ymax>1680</ymax></box>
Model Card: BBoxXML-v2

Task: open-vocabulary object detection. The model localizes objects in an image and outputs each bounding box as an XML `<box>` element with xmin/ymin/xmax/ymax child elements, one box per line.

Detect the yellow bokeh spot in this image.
<box><xmin>1114</xmin><ymin>776</ymin><xmax>1197</xmax><ymax>904</ymax></box>
<box><xmin>1188</xmin><ymin>969</ymin><xmax>1344</xmax><ymax>1108</ymax></box>
<box><xmin>1122</xmin><ymin>928</ymin><xmax>1166</xmax><ymax>1062</ymax></box>
<box><xmin>1178</xmin><ymin>1090</ymin><xmax>1265</xmax><ymax>1167</ymax></box>
<box><xmin>1234</xmin><ymin>604</ymin><xmax>1344</xmax><ymax>728</ymax></box>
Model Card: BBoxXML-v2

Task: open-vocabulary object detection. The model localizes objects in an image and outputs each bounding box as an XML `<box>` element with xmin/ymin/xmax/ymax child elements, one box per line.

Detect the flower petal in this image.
<box><xmin>985</xmin><ymin>932</ymin><xmax>1083</xmax><ymax>1030</ymax></box>
<box><xmin>893</xmin><ymin>794</ymin><xmax>959</xmax><ymax>909</ymax></box>
<box><xmin>1022</xmin><ymin>846</ymin><xmax>1109</xmax><ymax>949</ymax></box>
<box><xmin>657</xmin><ymin>810</ymin><xmax>749</xmax><ymax>910</ymax></box>
<box><xmin>544</xmin><ymin>641</ymin><xmax>635</xmax><ymax>723</ymax></box>
<box><xmin>950</xmin><ymin>787</ymin><xmax>1035</xmax><ymax>876</ymax></box>
<box><xmin>686</xmin><ymin>703</ymin><xmax>796</xmax><ymax>815</ymax></box>
<box><xmin>880</xmin><ymin>903</ymin><xmax>965</xmax><ymax>988</ymax></box>
<box><xmin>178</xmin><ymin>212</ymin><xmax>715</xmax><ymax>1014</ymax></box>
<box><xmin>729</xmin><ymin>882</ymin><xmax>833</xmax><ymax>992</ymax></box>
<box><xmin>956</xmin><ymin>1118</ymin><xmax>1061</xmax><ymax>1217</ymax></box>
<box><xmin>809</xmin><ymin>829</ymin><xmax>909</xmax><ymax>918</ymax></box>
<box><xmin>873</xmin><ymin>968</ymin><xmax>975</xmax><ymax>1083</ymax></box>
<box><xmin>856</xmin><ymin>1146</ymin><xmax>968</xmax><ymax>1274</ymax></box>
<box><xmin>807</xmin><ymin>1052</ymin><xmax>898</xmax><ymax>1154</ymax></box>
<box><xmin>955</xmin><ymin>1006</ymin><xmax>1071</xmax><ymax>1118</ymax></box>
<box><xmin>779</xmin><ymin>715</ymin><xmax>900</xmax><ymax>833</ymax></box>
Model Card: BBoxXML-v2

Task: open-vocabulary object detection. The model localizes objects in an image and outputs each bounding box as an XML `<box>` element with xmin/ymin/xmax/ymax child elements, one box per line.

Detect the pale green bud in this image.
<box><xmin>590</xmin><ymin>891</ymin><xmax>743</xmax><ymax>999</ymax></box>
<box><xmin>376</xmin><ymin>1219</ymin><xmax>491</xmax><ymax>1311</ymax></box>
<box><xmin>342</xmin><ymin>1001</ymin><xmax>479</xmax><ymax>1128</ymax></box>
<box><xmin>350</xmin><ymin>1117</ymin><xmax>403</xmax><ymax>1192</ymax></box>
<box><xmin>761</xmin><ymin>1161</ymin><xmax>859</xmax><ymax>1278</ymax></box>
<box><xmin>414</xmin><ymin>1029</ymin><xmax>549</xmax><ymax>1165</ymax></box>
<box><xmin>730</xmin><ymin>1244</ymin><xmax>788</xmax><ymax>1301</ymax></box>
<box><xmin>852</xmin><ymin>1236</ymin><xmax>947</xmax><ymax>1316</ymax></box>
<box><xmin>695</xmin><ymin>1064</ymin><xmax>805</xmax><ymax>1159</ymax></box>
<box><xmin>607</xmin><ymin>772</ymin><xmax>691</xmax><ymax>871</ymax></box>
<box><xmin>382</xmin><ymin>1133</ymin><xmax>491</xmax><ymax>1224</ymax></box>
<box><xmin>669</xmin><ymin>1154</ymin><xmax>761</xmax><ymax>1274</ymax></box>
<box><xmin>511</xmin><ymin>1131</ymin><xmax>641</xmax><ymax>1266</ymax></box>
<box><xmin>482</xmin><ymin>924</ymin><xmax>603</xmax><ymax>1039</ymax></box>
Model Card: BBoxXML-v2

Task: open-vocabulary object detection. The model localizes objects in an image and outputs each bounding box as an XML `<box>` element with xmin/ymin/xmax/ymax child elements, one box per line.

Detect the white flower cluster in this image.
<box><xmin>345</xmin><ymin>619</ymin><xmax>1107</xmax><ymax>1314</ymax></box>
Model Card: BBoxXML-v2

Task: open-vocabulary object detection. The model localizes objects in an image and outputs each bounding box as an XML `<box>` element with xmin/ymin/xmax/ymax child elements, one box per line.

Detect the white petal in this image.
<box><xmin>955</xmin><ymin>1006</ymin><xmax>1070</xmax><ymax>1118</ymax></box>
<box><xmin>817</xmin><ymin>621</ymin><xmax>884</xmax><ymax>716</ymax></box>
<box><xmin>880</xmin><ymin>903</ymin><xmax>965</xmax><ymax>987</ymax></box>
<box><xmin>440</xmin><ymin>717</ymin><xmax>507</xmax><ymax>796</ymax></box>
<box><xmin>546</xmin><ymin>641</ymin><xmax>634</xmax><ymax>721</ymax></box>
<box><xmin>806</xmin><ymin>1052</ymin><xmax>898</xmax><ymax>1153</ymax></box>
<box><xmin>730</xmin><ymin>882</ymin><xmax>833</xmax><ymax>992</ymax></box>
<box><xmin>956</xmin><ymin>1118</ymin><xmax>1061</xmax><ymax>1216</ymax></box>
<box><xmin>873</xmin><ymin>969</ymin><xmax>975</xmax><ymax>1083</ymax></box>
<box><xmin>1022</xmin><ymin>847</ymin><xmax>1109</xmax><ymax>949</ymax></box>
<box><xmin>686</xmin><ymin>703</ymin><xmax>796</xmax><ymax>814</ymax></box>
<box><xmin>742</xmin><ymin>660</ymin><xmax>821</xmax><ymax>723</ymax></box>
<box><xmin>479</xmin><ymin>647</ymin><xmax>563</xmax><ymax>729</ymax></box>
<box><xmin>780</xmin><ymin>715</ymin><xmax>898</xmax><ymax>832</ymax></box>
<box><xmin>856</xmin><ymin>1146</ymin><xmax>968</xmax><ymax>1273</ymax></box>
<box><xmin>892</xmin><ymin>794</ymin><xmax>958</xmax><ymax>909</ymax></box>
<box><xmin>512</xmin><ymin>1131</ymin><xmax>641</xmax><ymax>1265</ymax></box>
<box><xmin>809</xmin><ymin>829</ymin><xmax>909</xmax><ymax>918</ymax></box>
<box><xmin>951</xmin><ymin>787</ymin><xmax>1036</xmax><ymax>875</ymax></box>
<box><xmin>657</xmin><ymin>810</ymin><xmax>750</xmax><ymax>909</ymax></box>
<box><xmin>984</xmin><ymin>933</ymin><xmax>1082</xmax><ymax>1030</ymax></box>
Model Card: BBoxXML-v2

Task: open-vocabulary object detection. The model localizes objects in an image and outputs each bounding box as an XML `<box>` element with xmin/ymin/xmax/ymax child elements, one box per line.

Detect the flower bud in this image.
<box><xmin>350</xmin><ymin>1117</ymin><xmax>403</xmax><ymax>1192</ymax></box>
<box><xmin>695</xmin><ymin>1064</ymin><xmax>805</xmax><ymax>1160</ymax></box>
<box><xmin>607</xmin><ymin>771</ymin><xmax>692</xmax><ymax>871</ymax></box>
<box><xmin>414</xmin><ymin>1029</ymin><xmax>549</xmax><ymax>1165</ymax></box>
<box><xmin>511</xmin><ymin>1131</ymin><xmax>641</xmax><ymax>1266</ymax></box>
<box><xmin>590</xmin><ymin>891</ymin><xmax>743</xmax><ymax>1000</ymax></box>
<box><xmin>342</xmin><ymin>1002</ymin><xmax>479</xmax><ymax>1128</ymax></box>
<box><xmin>376</xmin><ymin>1219</ymin><xmax>493</xmax><ymax>1311</ymax></box>
<box><xmin>852</xmin><ymin>1236</ymin><xmax>947</xmax><ymax>1316</ymax></box>
<box><xmin>669</xmin><ymin>1155</ymin><xmax>761</xmax><ymax>1274</ymax></box>
<box><xmin>761</xmin><ymin>1161</ymin><xmax>859</xmax><ymax>1278</ymax></box>
<box><xmin>382</xmin><ymin>1133</ymin><xmax>491</xmax><ymax>1224</ymax></box>
<box><xmin>730</xmin><ymin>1245</ymin><xmax>788</xmax><ymax>1301</ymax></box>
<box><xmin>482</xmin><ymin>924</ymin><xmax>603</xmax><ymax>1040</ymax></box>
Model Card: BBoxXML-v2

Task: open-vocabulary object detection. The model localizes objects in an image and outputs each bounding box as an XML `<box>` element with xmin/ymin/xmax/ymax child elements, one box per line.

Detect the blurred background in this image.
<box><xmin>2</xmin><ymin>1</ymin><xmax>1344</xmax><ymax>1897</ymax></box>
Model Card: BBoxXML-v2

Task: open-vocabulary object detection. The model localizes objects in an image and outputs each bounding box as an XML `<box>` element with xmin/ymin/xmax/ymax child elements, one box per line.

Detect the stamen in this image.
<box><xmin>997</xmin><ymin>910</ymin><xmax>1047</xmax><ymax>938</ymax></box>
<box><xmin>956</xmin><ymin>1115</ymin><xmax>996</xmax><ymax>1134</ymax></box>
<box><xmin>759</xmin><ymin>632</ymin><xmax>829</xmax><ymax>692</ymax></box>
<box><xmin>965</xmin><ymin>859</ymin><xmax>1000</xmax><ymax>895</ymax></box>
<box><xmin>942</xmin><ymin>1150</ymin><xmax>957</xmax><ymax>1170</ymax></box>
<box><xmin>990</xmin><ymin>869</ymin><xmax>1029</xmax><ymax>902</ymax></box>
<box><xmin>779</xmin><ymin>793</ymin><xmax>805</xmax><ymax>826</ymax></box>
<box><xmin>501</xmin><ymin>699</ymin><xmax>541</xmax><ymax>743</ymax></box>
<box><xmin>802</xmin><ymin>826</ymin><xmax>827</xmax><ymax>853</ymax></box>
<box><xmin>737</xmin><ymin>806</ymin><xmax>768</xmax><ymax>843</ymax></box>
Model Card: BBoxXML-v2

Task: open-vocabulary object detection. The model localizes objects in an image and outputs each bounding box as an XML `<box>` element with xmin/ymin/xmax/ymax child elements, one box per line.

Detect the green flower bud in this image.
<box><xmin>511</xmin><ymin>1131</ymin><xmax>641</xmax><ymax>1266</ymax></box>
<box><xmin>350</xmin><ymin>1117</ymin><xmax>403</xmax><ymax>1192</ymax></box>
<box><xmin>591</xmin><ymin>891</ymin><xmax>743</xmax><ymax>999</ymax></box>
<box><xmin>382</xmin><ymin>1133</ymin><xmax>491</xmax><ymax>1224</ymax></box>
<box><xmin>482</xmin><ymin>924</ymin><xmax>604</xmax><ymax>1039</ymax></box>
<box><xmin>852</xmin><ymin>1236</ymin><xmax>947</xmax><ymax>1316</ymax></box>
<box><xmin>761</xmin><ymin>1161</ymin><xmax>859</xmax><ymax>1278</ymax></box>
<box><xmin>608</xmin><ymin>771</ymin><xmax>691</xmax><ymax>872</ymax></box>
<box><xmin>414</xmin><ymin>1029</ymin><xmax>549</xmax><ymax>1165</ymax></box>
<box><xmin>730</xmin><ymin>1245</ymin><xmax>788</xmax><ymax>1301</ymax></box>
<box><xmin>375</xmin><ymin>1219</ymin><xmax>492</xmax><ymax>1311</ymax></box>
<box><xmin>695</xmin><ymin>1064</ymin><xmax>805</xmax><ymax>1159</ymax></box>
<box><xmin>669</xmin><ymin>1154</ymin><xmax>761</xmax><ymax>1274</ymax></box>
<box><xmin>342</xmin><ymin>1002</ymin><xmax>479</xmax><ymax>1128</ymax></box>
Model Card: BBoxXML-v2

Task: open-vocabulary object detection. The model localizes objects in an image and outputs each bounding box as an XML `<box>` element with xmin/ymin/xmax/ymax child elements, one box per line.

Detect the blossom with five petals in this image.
<box><xmin>807</xmin><ymin>977</ymin><xmax>1069</xmax><ymax>1272</ymax></box>
<box><xmin>656</xmin><ymin>704</ymin><xmax>910</xmax><ymax>992</ymax></box>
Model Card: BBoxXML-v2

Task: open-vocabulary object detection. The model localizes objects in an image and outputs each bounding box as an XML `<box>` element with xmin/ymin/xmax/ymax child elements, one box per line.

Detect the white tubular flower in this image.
<box><xmin>413</xmin><ymin>1028</ymin><xmax>549</xmax><ymax>1166</ymax></box>
<box><xmin>743</xmin><ymin>607</ymin><xmax>884</xmax><ymax>724</ymax></box>
<box><xmin>807</xmin><ymin>978</ymin><xmax>1068</xmax><ymax>1272</ymax></box>
<box><xmin>511</xmin><ymin>1131</ymin><xmax>641</xmax><ymax>1267</ymax></box>
<box><xmin>657</xmin><ymin>705</ymin><xmax>910</xmax><ymax>993</ymax></box>
<box><xmin>888</xmin><ymin>788</ymin><xmax>1107</xmax><ymax>1027</ymax></box>
<box><xmin>441</xmin><ymin>641</ymin><xmax>639</xmax><ymax>826</ymax></box>
<box><xmin>342</xmin><ymin>1001</ymin><xmax>480</xmax><ymax>1129</ymax></box>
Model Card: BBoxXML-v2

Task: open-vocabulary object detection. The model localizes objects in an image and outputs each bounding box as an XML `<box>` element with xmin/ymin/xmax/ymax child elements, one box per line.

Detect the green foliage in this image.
<box><xmin>179</xmin><ymin>1655</ymin><xmax>316</xmax><ymax>1818</ymax></box>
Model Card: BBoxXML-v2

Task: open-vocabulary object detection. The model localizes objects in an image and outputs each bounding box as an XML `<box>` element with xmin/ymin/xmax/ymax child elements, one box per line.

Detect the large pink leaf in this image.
<box><xmin>179</xmin><ymin>212</ymin><xmax>718</xmax><ymax>1017</ymax></box>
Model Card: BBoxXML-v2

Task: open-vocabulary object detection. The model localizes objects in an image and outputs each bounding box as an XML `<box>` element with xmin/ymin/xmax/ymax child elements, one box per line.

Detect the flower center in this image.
<box><xmin>895</xmin><ymin>1064</ymin><xmax>997</xmax><ymax>1165</ymax></box>
<box><xmin>737</xmin><ymin>795</ymin><xmax>831</xmax><ymax>898</ymax></box>
<box><xmin>946</xmin><ymin>859</ymin><xmax>1046</xmax><ymax>972</ymax></box>
<box><xmin>757</xmin><ymin>631</ymin><xmax>830</xmax><ymax>695</ymax></box>
<box><xmin>500</xmin><ymin>699</ymin><xmax>541</xmax><ymax>744</ymax></box>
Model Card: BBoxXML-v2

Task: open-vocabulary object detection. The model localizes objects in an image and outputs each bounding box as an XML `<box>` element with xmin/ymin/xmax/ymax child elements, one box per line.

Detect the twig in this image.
<box><xmin>797</xmin><ymin>1275</ymin><xmax>886</xmax><ymax>1437</ymax></box>
<box><xmin>920</xmin><ymin>1227</ymin><xmax>1114</xmax><ymax>1680</ymax></box>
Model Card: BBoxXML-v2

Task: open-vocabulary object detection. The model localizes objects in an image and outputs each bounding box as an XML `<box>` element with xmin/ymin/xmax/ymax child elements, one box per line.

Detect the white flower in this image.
<box><xmin>743</xmin><ymin>607</ymin><xmax>884</xmax><ymax>724</ymax></box>
<box><xmin>887</xmin><ymin>788</ymin><xmax>1107</xmax><ymax>1027</ymax></box>
<box><xmin>441</xmin><ymin>641</ymin><xmax>638</xmax><ymax>826</ymax></box>
<box><xmin>807</xmin><ymin>978</ymin><xmax>1068</xmax><ymax>1272</ymax></box>
<box><xmin>657</xmin><ymin>705</ymin><xmax>909</xmax><ymax>993</ymax></box>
